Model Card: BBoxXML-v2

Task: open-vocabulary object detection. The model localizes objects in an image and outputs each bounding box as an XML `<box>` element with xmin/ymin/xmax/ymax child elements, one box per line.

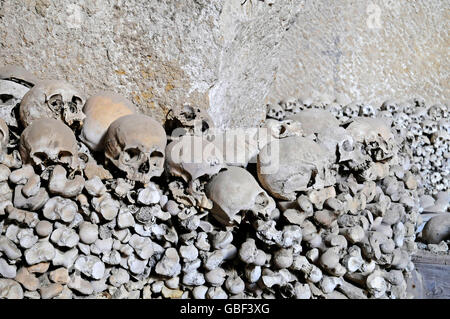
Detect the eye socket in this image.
<box><xmin>33</xmin><ymin>152</ymin><xmax>48</xmax><ymax>162</ymax></box>
<box><xmin>124</xmin><ymin>148</ymin><xmax>141</xmax><ymax>162</ymax></box>
<box><xmin>48</xmin><ymin>94</ymin><xmax>63</xmax><ymax>110</ymax></box>
<box><xmin>0</xmin><ymin>94</ymin><xmax>14</xmax><ymax>103</ymax></box>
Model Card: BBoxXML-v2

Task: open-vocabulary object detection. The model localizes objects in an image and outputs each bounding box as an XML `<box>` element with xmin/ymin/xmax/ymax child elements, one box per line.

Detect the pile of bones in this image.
<box><xmin>0</xmin><ymin>65</ymin><xmax>448</xmax><ymax>299</ymax></box>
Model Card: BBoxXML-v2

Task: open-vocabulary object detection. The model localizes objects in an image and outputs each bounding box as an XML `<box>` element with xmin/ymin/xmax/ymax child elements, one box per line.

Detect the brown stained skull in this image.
<box><xmin>19</xmin><ymin>80</ymin><xmax>85</xmax><ymax>129</ymax></box>
<box><xmin>104</xmin><ymin>114</ymin><xmax>167</xmax><ymax>184</ymax></box>
<box><xmin>19</xmin><ymin>119</ymin><xmax>80</xmax><ymax>171</ymax></box>
<box><xmin>80</xmin><ymin>91</ymin><xmax>137</xmax><ymax>152</ymax></box>
<box><xmin>206</xmin><ymin>166</ymin><xmax>276</xmax><ymax>226</ymax></box>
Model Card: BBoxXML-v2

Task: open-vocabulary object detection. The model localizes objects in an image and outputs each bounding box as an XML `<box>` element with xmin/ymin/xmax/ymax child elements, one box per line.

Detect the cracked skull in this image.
<box><xmin>206</xmin><ymin>166</ymin><xmax>275</xmax><ymax>226</ymax></box>
<box><xmin>165</xmin><ymin>103</ymin><xmax>214</xmax><ymax>137</ymax></box>
<box><xmin>80</xmin><ymin>91</ymin><xmax>137</xmax><ymax>152</ymax></box>
<box><xmin>257</xmin><ymin>136</ymin><xmax>336</xmax><ymax>200</ymax></box>
<box><xmin>19</xmin><ymin>80</ymin><xmax>85</xmax><ymax>129</ymax></box>
<box><xmin>19</xmin><ymin>118</ymin><xmax>80</xmax><ymax>171</ymax></box>
<box><xmin>104</xmin><ymin>114</ymin><xmax>167</xmax><ymax>184</ymax></box>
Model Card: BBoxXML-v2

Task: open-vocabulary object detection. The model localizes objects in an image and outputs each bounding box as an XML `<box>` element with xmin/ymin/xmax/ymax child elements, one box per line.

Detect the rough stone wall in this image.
<box><xmin>0</xmin><ymin>0</ymin><xmax>448</xmax><ymax>128</ymax></box>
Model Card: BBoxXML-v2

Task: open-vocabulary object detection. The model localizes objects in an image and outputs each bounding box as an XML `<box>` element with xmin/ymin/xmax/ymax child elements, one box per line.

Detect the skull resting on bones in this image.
<box><xmin>206</xmin><ymin>166</ymin><xmax>276</xmax><ymax>226</ymax></box>
<box><xmin>19</xmin><ymin>118</ymin><xmax>80</xmax><ymax>171</ymax></box>
<box><xmin>20</xmin><ymin>80</ymin><xmax>85</xmax><ymax>129</ymax></box>
<box><xmin>257</xmin><ymin>136</ymin><xmax>336</xmax><ymax>200</ymax></box>
<box><xmin>80</xmin><ymin>91</ymin><xmax>137</xmax><ymax>152</ymax></box>
<box><xmin>165</xmin><ymin>104</ymin><xmax>214</xmax><ymax>137</ymax></box>
<box><xmin>104</xmin><ymin>114</ymin><xmax>167</xmax><ymax>184</ymax></box>
<box><xmin>340</xmin><ymin>117</ymin><xmax>398</xmax><ymax>180</ymax></box>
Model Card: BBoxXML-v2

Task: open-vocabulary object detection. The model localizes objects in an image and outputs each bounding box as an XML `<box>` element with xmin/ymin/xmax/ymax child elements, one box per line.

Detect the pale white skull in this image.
<box><xmin>345</xmin><ymin>117</ymin><xmax>397</xmax><ymax>163</ymax></box>
<box><xmin>421</xmin><ymin>120</ymin><xmax>438</xmax><ymax>135</ymax></box>
<box><xmin>360</xmin><ymin>104</ymin><xmax>377</xmax><ymax>117</ymax></box>
<box><xmin>428</xmin><ymin>104</ymin><xmax>448</xmax><ymax>120</ymax></box>
<box><xmin>343</xmin><ymin>102</ymin><xmax>361</xmax><ymax>118</ymax></box>
<box><xmin>165</xmin><ymin>135</ymin><xmax>225</xmax><ymax>183</ymax></box>
<box><xmin>257</xmin><ymin>136</ymin><xmax>336</xmax><ymax>200</ymax></box>
<box><xmin>325</xmin><ymin>102</ymin><xmax>343</xmax><ymax>118</ymax></box>
<box><xmin>19</xmin><ymin>118</ymin><xmax>80</xmax><ymax>171</ymax></box>
<box><xmin>80</xmin><ymin>91</ymin><xmax>137</xmax><ymax>152</ymax></box>
<box><xmin>437</xmin><ymin>119</ymin><xmax>450</xmax><ymax>135</ymax></box>
<box><xmin>104</xmin><ymin>114</ymin><xmax>167</xmax><ymax>184</ymax></box>
<box><xmin>381</xmin><ymin>99</ymin><xmax>403</xmax><ymax>114</ymax></box>
<box><xmin>266</xmin><ymin>103</ymin><xmax>285</xmax><ymax>121</ymax></box>
<box><xmin>0</xmin><ymin>80</ymin><xmax>30</xmax><ymax>128</ymax></box>
<box><xmin>165</xmin><ymin>104</ymin><xmax>214</xmax><ymax>137</ymax></box>
<box><xmin>0</xmin><ymin>65</ymin><xmax>38</xmax><ymax>88</ymax></box>
<box><xmin>280</xmin><ymin>98</ymin><xmax>301</xmax><ymax>114</ymax></box>
<box><xmin>20</xmin><ymin>80</ymin><xmax>85</xmax><ymax>129</ymax></box>
<box><xmin>262</xmin><ymin>119</ymin><xmax>303</xmax><ymax>139</ymax></box>
<box><xmin>431</xmin><ymin>130</ymin><xmax>449</xmax><ymax>148</ymax></box>
<box><xmin>206</xmin><ymin>166</ymin><xmax>275</xmax><ymax>226</ymax></box>
<box><xmin>408</xmin><ymin>123</ymin><xmax>422</xmax><ymax>136</ymax></box>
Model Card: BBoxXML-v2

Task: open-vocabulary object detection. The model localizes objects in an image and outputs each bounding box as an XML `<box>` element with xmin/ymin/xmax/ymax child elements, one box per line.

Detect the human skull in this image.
<box><xmin>206</xmin><ymin>166</ymin><xmax>275</xmax><ymax>226</ymax></box>
<box><xmin>0</xmin><ymin>65</ymin><xmax>38</xmax><ymax>88</ymax></box>
<box><xmin>345</xmin><ymin>117</ymin><xmax>397</xmax><ymax>163</ymax></box>
<box><xmin>408</xmin><ymin>123</ymin><xmax>422</xmax><ymax>136</ymax></box>
<box><xmin>431</xmin><ymin>130</ymin><xmax>450</xmax><ymax>148</ymax></box>
<box><xmin>19</xmin><ymin>80</ymin><xmax>85</xmax><ymax>129</ymax></box>
<box><xmin>280</xmin><ymin>98</ymin><xmax>301</xmax><ymax>114</ymax></box>
<box><xmin>165</xmin><ymin>135</ymin><xmax>225</xmax><ymax>183</ymax></box>
<box><xmin>80</xmin><ymin>91</ymin><xmax>137</xmax><ymax>152</ymax></box>
<box><xmin>104</xmin><ymin>114</ymin><xmax>167</xmax><ymax>184</ymax></box>
<box><xmin>165</xmin><ymin>104</ymin><xmax>214</xmax><ymax>138</ymax></box>
<box><xmin>325</xmin><ymin>102</ymin><xmax>343</xmax><ymax>118</ymax></box>
<box><xmin>343</xmin><ymin>102</ymin><xmax>361</xmax><ymax>118</ymax></box>
<box><xmin>266</xmin><ymin>104</ymin><xmax>285</xmax><ymax>121</ymax></box>
<box><xmin>0</xmin><ymin>118</ymin><xmax>9</xmax><ymax>154</ymax></box>
<box><xmin>428</xmin><ymin>104</ymin><xmax>448</xmax><ymax>120</ymax></box>
<box><xmin>19</xmin><ymin>118</ymin><xmax>80</xmax><ymax>171</ymax></box>
<box><xmin>381</xmin><ymin>100</ymin><xmax>403</xmax><ymax>114</ymax></box>
<box><xmin>359</xmin><ymin>104</ymin><xmax>377</xmax><ymax>117</ymax></box>
<box><xmin>0</xmin><ymin>80</ymin><xmax>30</xmax><ymax>128</ymax></box>
<box><xmin>392</xmin><ymin>112</ymin><xmax>410</xmax><ymax>129</ymax></box>
<box><xmin>421</xmin><ymin>120</ymin><xmax>438</xmax><ymax>135</ymax></box>
<box><xmin>262</xmin><ymin>119</ymin><xmax>303</xmax><ymax>139</ymax></box>
<box><xmin>257</xmin><ymin>136</ymin><xmax>336</xmax><ymax>200</ymax></box>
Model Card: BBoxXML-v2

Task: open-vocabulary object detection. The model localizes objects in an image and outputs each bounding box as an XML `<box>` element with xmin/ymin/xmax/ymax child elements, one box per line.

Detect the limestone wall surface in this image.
<box><xmin>0</xmin><ymin>0</ymin><xmax>448</xmax><ymax>128</ymax></box>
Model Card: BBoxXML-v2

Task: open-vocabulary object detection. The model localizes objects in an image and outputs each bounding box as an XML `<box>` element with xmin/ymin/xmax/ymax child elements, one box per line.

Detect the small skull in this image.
<box><xmin>19</xmin><ymin>80</ymin><xmax>85</xmax><ymax>129</ymax></box>
<box><xmin>0</xmin><ymin>65</ymin><xmax>38</xmax><ymax>88</ymax></box>
<box><xmin>266</xmin><ymin>104</ymin><xmax>285</xmax><ymax>121</ymax></box>
<box><xmin>262</xmin><ymin>119</ymin><xmax>303</xmax><ymax>139</ymax></box>
<box><xmin>280</xmin><ymin>98</ymin><xmax>301</xmax><ymax>114</ymax></box>
<box><xmin>431</xmin><ymin>130</ymin><xmax>449</xmax><ymax>148</ymax></box>
<box><xmin>343</xmin><ymin>102</ymin><xmax>361</xmax><ymax>118</ymax></box>
<box><xmin>381</xmin><ymin>100</ymin><xmax>403</xmax><ymax>114</ymax></box>
<box><xmin>0</xmin><ymin>80</ymin><xmax>30</xmax><ymax>128</ymax></box>
<box><xmin>165</xmin><ymin>104</ymin><xmax>214</xmax><ymax>138</ymax></box>
<box><xmin>428</xmin><ymin>104</ymin><xmax>448</xmax><ymax>120</ymax></box>
<box><xmin>19</xmin><ymin>118</ymin><xmax>80</xmax><ymax>171</ymax></box>
<box><xmin>80</xmin><ymin>91</ymin><xmax>137</xmax><ymax>152</ymax></box>
<box><xmin>359</xmin><ymin>104</ymin><xmax>377</xmax><ymax>117</ymax></box>
<box><xmin>257</xmin><ymin>136</ymin><xmax>336</xmax><ymax>200</ymax></box>
<box><xmin>408</xmin><ymin>123</ymin><xmax>422</xmax><ymax>136</ymax></box>
<box><xmin>421</xmin><ymin>120</ymin><xmax>438</xmax><ymax>135</ymax></box>
<box><xmin>206</xmin><ymin>166</ymin><xmax>275</xmax><ymax>226</ymax></box>
<box><xmin>104</xmin><ymin>114</ymin><xmax>167</xmax><ymax>184</ymax></box>
<box><xmin>325</xmin><ymin>102</ymin><xmax>343</xmax><ymax>118</ymax></box>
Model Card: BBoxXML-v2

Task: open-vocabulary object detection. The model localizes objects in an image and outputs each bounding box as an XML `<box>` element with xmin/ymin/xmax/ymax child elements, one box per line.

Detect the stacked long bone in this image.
<box><xmin>0</xmin><ymin>65</ymin><xmax>424</xmax><ymax>299</ymax></box>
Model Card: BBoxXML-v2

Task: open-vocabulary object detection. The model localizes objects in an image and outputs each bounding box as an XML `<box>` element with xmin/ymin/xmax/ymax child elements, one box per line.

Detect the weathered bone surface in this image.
<box><xmin>80</xmin><ymin>92</ymin><xmax>137</xmax><ymax>152</ymax></box>
<box><xmin>104</xmin><ymin>114</ymin><xmax>167</xmax><ymax>184</ymax></box>
<box><xmin>19</xmin><ymin>80</ymin><xmax>85</xmax><ymax>129</ymax></box>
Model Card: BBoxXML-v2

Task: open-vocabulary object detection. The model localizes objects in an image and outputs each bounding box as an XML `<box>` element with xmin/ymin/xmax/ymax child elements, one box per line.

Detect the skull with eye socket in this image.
<box><xmin>19</xmin><ymin>80</ymin><xmax>85</xmax><ymax>130</ymax></box>
<box><xmin>165</xmin><ymin>104</ymin><xmax>214</xmax><ymax>138</ymax></box>
<box><xmin>104</xmin><ymin>114</ymin><xmax>167</xmax><ymax>184</ymax></box>
<box><xmin>19</xmin><ymin>118</ymin><xmax>80</xmax><ymax>172</ymax></box>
